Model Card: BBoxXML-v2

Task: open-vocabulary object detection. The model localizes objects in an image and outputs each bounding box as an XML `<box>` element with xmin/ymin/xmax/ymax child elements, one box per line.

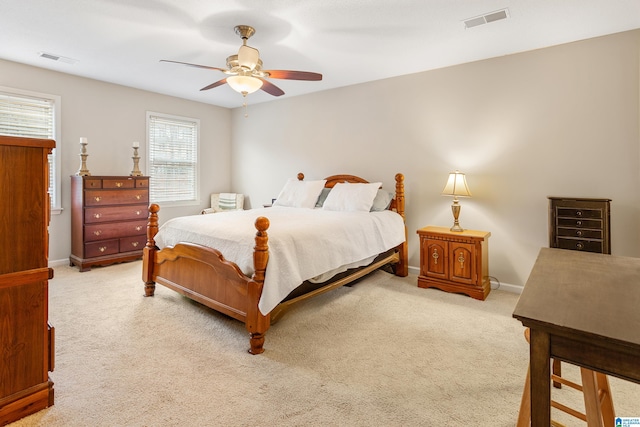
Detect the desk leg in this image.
<box><xmin>529</xmin><ymin>328</ymin><xmax>551</xmax><ymax>427</ymax></box>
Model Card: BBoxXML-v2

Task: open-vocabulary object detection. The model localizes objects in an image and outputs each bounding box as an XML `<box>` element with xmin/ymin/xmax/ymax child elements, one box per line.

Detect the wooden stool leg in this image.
<box><xmin>517</xmin><ymin>367</ymin><xmax>531</xmax><ymax>427</ymax></box>
<box><xmin>580</xmin><ymin>368</ymin><xmax>605</xmax><ymax>427</ymax></box>
<box><xmin>553</xmin><ymin>358</ymin><xmax>562</xmax><ymax>388</ymax></box>
<box><xmin>596</xmin><ymin>372</ymin><xmax>615</xmax><ymax>427</ymax></box>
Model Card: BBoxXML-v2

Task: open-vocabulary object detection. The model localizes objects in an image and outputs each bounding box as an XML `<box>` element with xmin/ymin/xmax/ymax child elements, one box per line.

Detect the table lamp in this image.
<box><xmin>442</xmin><ymin>170</ymin><xmax>472</xmax><ymax>232</ymax></box>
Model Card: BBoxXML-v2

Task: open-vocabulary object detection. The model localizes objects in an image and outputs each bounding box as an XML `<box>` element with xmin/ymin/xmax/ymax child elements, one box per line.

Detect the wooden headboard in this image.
<box><xmin>296</xmin><ymin>172</ymin><xmax>405</xmax><ymax>220</ymax></box>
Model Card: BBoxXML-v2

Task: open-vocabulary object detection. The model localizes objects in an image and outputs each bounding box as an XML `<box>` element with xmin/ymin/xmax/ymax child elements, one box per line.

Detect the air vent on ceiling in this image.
<box><xmin>38</xmin><ymin>52</ymin><xmax>78</xmax><ymax>64</ymax></box>
<box><xmin>463</xmin><ymin>8</ymin><xmax>510</xmax><ymax>29</ymax></box>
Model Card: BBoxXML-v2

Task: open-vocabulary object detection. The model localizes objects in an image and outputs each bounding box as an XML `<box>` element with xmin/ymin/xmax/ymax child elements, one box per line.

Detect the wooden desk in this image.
<box><xmin>513</xmin><ymin>248</ymin><xmax>640</xmax><ymax>426</ymax></box>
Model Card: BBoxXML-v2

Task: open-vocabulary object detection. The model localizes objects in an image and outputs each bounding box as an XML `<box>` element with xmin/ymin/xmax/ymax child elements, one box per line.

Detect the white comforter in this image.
<box><xmin>154</xmin><ymin>206</ymin><xmax>406</xmax><ymax>314</ymax></box>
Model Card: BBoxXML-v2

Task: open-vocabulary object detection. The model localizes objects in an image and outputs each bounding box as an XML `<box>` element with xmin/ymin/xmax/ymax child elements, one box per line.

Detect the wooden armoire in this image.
<box><xmin>0</xmin><ymin>135</ymin><xmax>55</xmax><ymax>424</ymax></box>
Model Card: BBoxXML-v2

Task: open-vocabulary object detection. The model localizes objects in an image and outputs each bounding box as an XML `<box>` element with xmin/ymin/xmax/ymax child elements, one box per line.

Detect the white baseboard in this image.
<box><xmin>491</xmin><ymin>281</ymin><xmax>522</xmax><ymax>294</ymax></box>
<box><xmin>407</xmin><ymin>265</ymin><xmax>522</xmax><ymax>295</ymax></box>
<box><xmin>49</xmin><ymin>258</ymin><xmax>71</xmax><ymax>267</ymax></box>
<box><xmin>49</xmin><ymin>261</ymin><xmax>524</xmax><ymax>294</ymax></box>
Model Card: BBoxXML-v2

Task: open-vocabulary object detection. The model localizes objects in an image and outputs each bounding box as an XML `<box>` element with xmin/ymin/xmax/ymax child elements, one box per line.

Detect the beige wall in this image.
<box><xmin>0</xmin><ymin>59</ymin><xmax>231</xmax><ymax>262</ymax></box>
<box><xmin>231</xmin><ymin>29</ymin><xmax>640</xmax><ymax>289</ymax></box>
<box><xmin>2</xmin><ymin>29</ymin><xmax>638</xmax><ymax>287</ymax></box>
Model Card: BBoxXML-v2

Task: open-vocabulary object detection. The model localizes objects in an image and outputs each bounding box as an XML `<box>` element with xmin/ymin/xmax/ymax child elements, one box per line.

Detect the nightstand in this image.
<box><xmin>417</xmin><ymin>226</ymin><xmax>491</xmax><ymax>300</ymax></box>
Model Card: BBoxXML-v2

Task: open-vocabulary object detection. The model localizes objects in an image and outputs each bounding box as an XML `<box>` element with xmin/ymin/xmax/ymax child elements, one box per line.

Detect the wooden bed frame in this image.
<box><xmin>142</xmin><ymin>173</ymin><xmax>408</xmax><ymax>354</ymax></box>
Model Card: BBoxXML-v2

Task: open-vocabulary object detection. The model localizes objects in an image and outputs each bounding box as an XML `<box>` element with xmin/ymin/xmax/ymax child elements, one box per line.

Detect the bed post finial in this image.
<box><xmin>297</xmin><ymin>172</ymin><xmax>304</xmax><ymax>181</ymax></box>
<box><xmin>394</xmin><ymin>173</ymin><xmax>405</xmax><ymax>219</ymax></box>
<box><xmin>247</xmin><ymin>216</ymin><xmax>270</xmax><ymax>354</ymax></box>
<box><xmin>253</xmin><ymin>216</ymin><xmax>269</xmax><ymax>284</ymax></box>
<box><xmin>394</xmin><ymin>173</ymin><xmax>408</xmax><ymax>277</ymax></box>
<box><xmin>143</xmin><ymin>203</ymin><xmax>160</xmax><ymax>296</ymax></box>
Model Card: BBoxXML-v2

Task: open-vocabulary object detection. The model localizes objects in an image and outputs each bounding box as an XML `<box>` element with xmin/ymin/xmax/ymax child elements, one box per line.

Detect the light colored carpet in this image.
<box><xmin>9</xmin><ymin>261</ymin><xmax>639</xmax><ymax>426</ymax></box>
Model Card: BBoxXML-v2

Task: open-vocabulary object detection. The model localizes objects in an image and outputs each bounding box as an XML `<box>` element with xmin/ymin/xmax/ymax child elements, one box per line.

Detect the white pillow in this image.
<box><xmin>322</xmin><ymin>182</ymin><xmax>382</xmax><ymax>212</ymax></box>
<box><xmin>272</xmin><ymin>179</ymin><xmax>327</xmax><ymax>209</ymax></box>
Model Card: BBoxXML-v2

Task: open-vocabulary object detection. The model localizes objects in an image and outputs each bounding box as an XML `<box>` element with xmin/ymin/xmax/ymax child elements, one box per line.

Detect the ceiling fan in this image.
<box><xmin>161</xmin><ymin>25</ymin><xmax>322</xmax><ymax>98</ymax></box>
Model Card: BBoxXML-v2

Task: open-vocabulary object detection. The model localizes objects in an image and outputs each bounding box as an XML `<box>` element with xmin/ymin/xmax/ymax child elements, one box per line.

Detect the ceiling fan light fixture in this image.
<box><xmin>238</xmin><ymin>45</ymin><xmax>260</xmax><ymax>70</ymax></box>
<box><xmin>227</xmin><ymin>75</ymin><xmax>263</xmax><ymax>95</ymax></box>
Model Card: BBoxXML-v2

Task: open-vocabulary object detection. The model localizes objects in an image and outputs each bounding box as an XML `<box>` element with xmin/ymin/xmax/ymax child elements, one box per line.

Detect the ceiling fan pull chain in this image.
<box><xmin>243</xmin><ymin>100</ymin><xmax>249</xmax><ymax>118</ymax></box>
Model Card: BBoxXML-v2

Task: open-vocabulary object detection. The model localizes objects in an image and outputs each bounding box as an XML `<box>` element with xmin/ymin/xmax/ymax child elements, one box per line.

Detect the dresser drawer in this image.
<box><xmin>85</xmin><ymin>189</ymin><xmax>149</xmax><ymax>206</ymax></box>
<box><xmin>557</xmin><ymin>207</ymin><xmax>603</xmax><ymax>219</ymax></box>
<box><xmin>120</xmin><ymin>235</ymin><xmax>146</xmax><ymax>252</ymax></box>
<box><xmin>85</xmin><ymin>220</ymin><xmax>147</xmax><ymax>242</ymax></box>
<box><xmin>136</xmin><ymin>178</ymin><xmax>149</xmax><ymax>188</ymax></box>
<box><xmin>85</xmin><ymin>239</ymin><xmax>119</xmax><ymax>258</ymax></box>
<box><xmin>84</xmin><ymin>204</ymin><xmax>148</xmax><ymax>224</ymax></box>
<box><xmin>84</xmin><ymin>178</ymin><xmax>103</xmax><ymax>189</ymax></box>
<box><xmin>557</xmin><ymin>238</ymin><xmax>603</xmax><ymax>252</ymax></box>
<box><xmin>557</xmin><ymin>227</ymin><xmax>602</xmax><ymax>239</ymax></box>
<box><xmin>103</xmin><ymin>178</ymin><xmax>135</xmax><ymax>189</ymax></box>
<box><xmin>557</xmin><ymin>218</ymin><xmax>602</xmax><ymax>229</ymax></box>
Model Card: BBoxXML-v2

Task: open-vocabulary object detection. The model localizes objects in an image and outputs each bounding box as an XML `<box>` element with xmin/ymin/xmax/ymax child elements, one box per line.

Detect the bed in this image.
<box><xmin>142</xmin><ymin>173</ymin><xmax>408</xmax><ymax>354</ymax></box>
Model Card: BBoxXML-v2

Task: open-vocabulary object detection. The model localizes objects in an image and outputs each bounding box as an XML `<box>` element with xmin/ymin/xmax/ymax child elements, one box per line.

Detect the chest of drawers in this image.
<box><xmin>70</xmin><ymin>175</ymin><xmax>149</xmax><ymax>271</ymax></box>
<box><xmin>548</xmin><ymin>197</ymin><xmax>611</xmax><ymax>254</ymax></box>
<box><xmin>0</xmin><ymin>136</ymin><xmax>55</xmax><ymax>424</ymax></box>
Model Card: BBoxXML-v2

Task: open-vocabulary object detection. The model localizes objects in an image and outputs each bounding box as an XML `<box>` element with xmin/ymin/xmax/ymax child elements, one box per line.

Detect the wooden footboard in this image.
<box><xmin>142</xmin><ymin>172</ymin><xmax>408</xmax><ymax>354</ymax></box>
<box><xmin>142</xmin><ymin>205</ymin><xmax>270</xmax><ymax>354</ymax></box>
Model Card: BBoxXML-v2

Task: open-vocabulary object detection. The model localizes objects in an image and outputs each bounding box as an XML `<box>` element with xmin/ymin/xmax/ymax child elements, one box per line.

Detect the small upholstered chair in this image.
<box><xmin>201</xmin><ymin>193</ymin><xmax>245</xmax><ymax>214</ymax></box>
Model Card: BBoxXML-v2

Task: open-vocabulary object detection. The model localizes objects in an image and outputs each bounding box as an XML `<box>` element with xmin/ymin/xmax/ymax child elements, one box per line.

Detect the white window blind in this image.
<box><xmin>0</xmin><ymin>89</ymin><xmax>61</xmax><ymax>211</ymax></box>
<box><xmin>147</xmin><ymin>112</ymin><xmax>199</xmax><ymax>204</ymax></box>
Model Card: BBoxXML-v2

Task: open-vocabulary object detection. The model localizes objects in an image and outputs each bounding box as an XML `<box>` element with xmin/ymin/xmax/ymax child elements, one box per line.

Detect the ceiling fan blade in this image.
<box><xmin>161</xmin><ymin>59</ymin><xmax>227</xmax><ymax>72</ymax></box>
<box><xmin>200</xmin><ymin>78</ymin><xmax>227</xmax><ymax>91</ymax></box>
<box><xmin>259</xmin><ymin>79</ymin><xmax>285</xmax><ymax>97</ymax></box>
<box><xmin>263</xmin><ymin>70</ymin><xmax>323</xmax><ymax>81</ymax></box>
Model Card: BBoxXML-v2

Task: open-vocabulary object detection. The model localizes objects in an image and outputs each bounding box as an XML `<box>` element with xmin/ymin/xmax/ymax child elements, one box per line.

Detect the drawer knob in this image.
<box><xmin>136</xmin><ymin>210</ymin><xmax>142</xmax><ymax>216</ymax></box>
<box><xmin>576</xmin><ymin>242</ymin><xmax>584</xmax><ymax>250</ymax></box>
<box><xmin>576</xmin><ymin>220</ymin><xmax>583</xmax><ymax>226</ymax></box>
<box><xmin>99</xmin><ymin>246</ymin><xmax>107</xmax><ymax>252</ymax></box>
<box><xmin>431</xmin><ymin>249</ymin><xmax>439</xmax><ymax>265</ymax></box>
<box><xmin>93</xmin><ymin>213</ymin><xmax>102</xmax><ymax>219</ymax></box>
<box><xmin>94</xmin><ymin>196</ymin><xmax>102</xmax><ymax>202</ymax></box>
<box><xmin>135</xmin><ymin>226</ymin><xmax>142</xmax><ymax>231</ymax></box>
<box><xmin>116</xmin><ymin>182</ymin><xmax>123</xmax><ymax>187</ymax></box>
<box><xmin>93</xmin><ymin>230</ymin><xmax>102</xmax><ymax>236</ymax></box>
<box><xmin>576</xmin><ymin>210</ymin><xmax>583</xmax><ymax>217</ymax></box>
<box><xmin>131</xmin><ymin>242</ymin><xmax>139</xmax><ymax>247</ymax></box>
<box><xmin>136</xmin><ymin>194</ymin><xmax>141</xmax><ymax>200</ymax></box>
<box><xmin>576</xmin><ymin>230</ymin><xmax>583</xmax><ymax>237</ymax></box>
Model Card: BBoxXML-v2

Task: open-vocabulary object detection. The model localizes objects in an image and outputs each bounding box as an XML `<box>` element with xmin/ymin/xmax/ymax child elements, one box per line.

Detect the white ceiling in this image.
<box><xmin>2</xmin><ymin>0</ymin><xmax>640</xmax><ymax>109</ymax></box>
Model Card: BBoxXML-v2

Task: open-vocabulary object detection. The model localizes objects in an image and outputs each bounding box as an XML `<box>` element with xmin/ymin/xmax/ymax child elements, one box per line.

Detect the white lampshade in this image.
<box><xmin>227</xmin><ymin>75</ymin><xmax>263</xmax><ymax>95</ymax></box>
<box><xmin>442</xmin><ymin>170</ymin><xmax>472</xmax><ymax>198</ymax></box>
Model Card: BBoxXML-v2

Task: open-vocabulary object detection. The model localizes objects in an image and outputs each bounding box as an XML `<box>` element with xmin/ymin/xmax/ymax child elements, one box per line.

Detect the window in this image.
<box><xmin>147</xmin><ymin>112</ymin><xmax>199</xmax><ymax>205</ymax></box>
<box><xmin>0</xmin><ymin>87</ymin><xmax>62</xmax><ymax>213</ymax></box>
